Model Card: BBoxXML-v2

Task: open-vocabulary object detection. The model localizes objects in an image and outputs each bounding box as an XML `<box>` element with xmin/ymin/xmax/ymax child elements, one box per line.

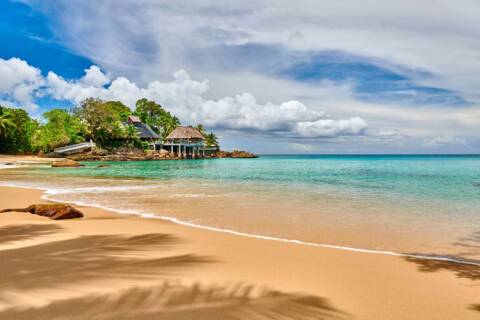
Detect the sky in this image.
<box><xmin>1</xmin><ymin>0</ymin><xmax>480</xmax><ymax>154</ymax></box>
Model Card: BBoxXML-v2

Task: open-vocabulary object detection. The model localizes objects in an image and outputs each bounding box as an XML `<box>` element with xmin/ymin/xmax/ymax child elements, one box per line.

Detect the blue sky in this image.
<box><xmin>1</xmin><ymin>0</ymin><xmax>480</xmax><ymax>153</ymax></box>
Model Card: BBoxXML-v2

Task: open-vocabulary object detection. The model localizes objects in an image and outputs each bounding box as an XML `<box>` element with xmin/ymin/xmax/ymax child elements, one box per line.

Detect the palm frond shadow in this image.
<box><xmin>470</xmin><ymin>304</ymin><xmax>480</xmax><ymax>312</ymax></box>
<box><xmin>0</xmin><ymin>224</ymin><xmax>62</xmax><ymax>245</ymax></box>
<box><xmin>404</xmin><ymin>230</ymin><xmax>480</xmax><ymax>282</ymax></box>
<box><xmin>0</xmin><ymin>282</ymin><xmax>350</xmax><ymax>320</ymax></box>
<box><xmin>0</xmin><ymin>230</ymin><xmax>213</xmax><ymax>295</ymax></box>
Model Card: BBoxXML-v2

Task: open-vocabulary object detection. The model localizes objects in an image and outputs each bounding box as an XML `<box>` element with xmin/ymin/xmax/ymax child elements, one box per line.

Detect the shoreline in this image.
<box><xmin>2</xmin><ymin>181</ymin><xmax>480</xmax><ymax>267</ymax></box>
<box><xmin>0</xmin><ymin>185</ymin><xmax>479</xmax><ymax>319</ymax></box>
<box><xmin>3</xmin><ymin>181</ymin><xmax>480</xmax><ymax>267</ymax></box>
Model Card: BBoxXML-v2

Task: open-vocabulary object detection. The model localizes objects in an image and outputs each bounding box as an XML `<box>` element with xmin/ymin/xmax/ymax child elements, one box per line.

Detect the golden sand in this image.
<box><xmin>0</xmin><ymin>186</ymin><xmax>479</xmax><ymax>319</ymax></box>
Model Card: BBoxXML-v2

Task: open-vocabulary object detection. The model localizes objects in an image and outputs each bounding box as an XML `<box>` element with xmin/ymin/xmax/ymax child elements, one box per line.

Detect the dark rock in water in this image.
<box><xmin>215</xmin><ymin>150</ymin><xmax>257</xmax><ymax>158</ymax></box>
<box><xmin>52</xmin><ymin>159</ymin><xmax>84</xmax><ymax>167</ymax></box>
<box><xmin>0</xmin><ymin>204</ymin><xmax>84</xmax><ymax>220</ymax></box>
<box><xmin>97</xmin><ymin>164</ymin><xmax>111</xmax><ymax>168</ymax></box>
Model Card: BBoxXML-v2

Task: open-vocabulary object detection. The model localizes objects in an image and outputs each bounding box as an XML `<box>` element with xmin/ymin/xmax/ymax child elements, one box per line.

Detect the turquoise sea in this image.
<box><xmin>2</xmin><ymin>155</ymin><xmax>480</xmax><ymax>262</ymax></box>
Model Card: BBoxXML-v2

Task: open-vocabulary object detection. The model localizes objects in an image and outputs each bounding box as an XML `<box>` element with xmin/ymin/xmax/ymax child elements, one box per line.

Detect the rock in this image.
<box><xmin>97</xmin><ymin>164</ymin><xmax>111</xmax><ymax>168</ymax></box>
<box><xmin>1</xmin><ymin>204</ymin><xmax>84</xmax><ymax>220</ymax></box>
<box><xmin>52</xmin><ymin>159</ymin><xmax>84</xmax><ymax>167</ymax></box>
<box><xmin>215</xmin><ymin>150</ymin><xmax>257</xmax><ymax>158</ymax></box>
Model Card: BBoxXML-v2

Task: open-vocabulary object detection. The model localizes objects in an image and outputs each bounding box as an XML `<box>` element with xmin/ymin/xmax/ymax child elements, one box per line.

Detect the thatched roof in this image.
<box><xmin>166</xmin><ymin>127</ymin><xmax>204</xmax><ymax>140</ymax></box>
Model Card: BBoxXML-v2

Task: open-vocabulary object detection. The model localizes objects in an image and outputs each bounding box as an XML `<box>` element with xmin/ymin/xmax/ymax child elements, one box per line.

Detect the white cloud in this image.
<box><xmin>294</xmin><ymin>117</ymin><xmax>367</xmax><ymax>138</ymax></box>
<box><xmin>22</xmin><ymin>0</ymin><xmax>480</xmax><ymax>101</ymax></box>
<box><xmin>0</xmin><ymin>57</ymin><xmax>44</xmax><ymax>110</ymax></box>
<box><xmin>288</xmin><ymin>143</ymin><xmax>316</xmax><ymax>152</ymax></box>
<box><xmin>0</xmin><ymin>58</ymin><xmax>369</xmax><ymax>139</ymax></box>
<box><xmin>424</xmin><ymin>136</ymin><xmax>467</xmax><ymax>147</ymax></box>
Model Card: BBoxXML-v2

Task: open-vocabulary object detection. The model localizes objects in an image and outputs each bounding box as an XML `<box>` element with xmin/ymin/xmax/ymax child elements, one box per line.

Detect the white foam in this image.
<box><xmin>1</xmin><ymin>182</ymin><xmax>479</xmax><ymax>267</ymax></box>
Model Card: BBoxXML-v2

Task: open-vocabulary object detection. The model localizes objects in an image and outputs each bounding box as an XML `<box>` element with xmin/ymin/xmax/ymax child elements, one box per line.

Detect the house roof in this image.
<box><xmin>133</xmin><ymin>122</ymin><xmax>160</xmax><ymax>139</ymax></box>
<box><xmin>166</xmin><ymin>127</ymin><xmax>204</xmax><ymax>140</ymax></box>
<box><xmin>123</xmin><ymin>121</ymin><xmax>159</xmax><ymax>140</ymax></box>
<box><xmin>128</xmin><ymin>115</ymin><xmax>141</xmax><ymax>123</ymax></box>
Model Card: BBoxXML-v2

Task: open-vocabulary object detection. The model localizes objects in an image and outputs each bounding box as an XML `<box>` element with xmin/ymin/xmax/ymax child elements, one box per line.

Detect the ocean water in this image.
<box><xmin>2</xmin><ymin>155</ymin><xmax>480</xmax><ymax>262</ymax></box>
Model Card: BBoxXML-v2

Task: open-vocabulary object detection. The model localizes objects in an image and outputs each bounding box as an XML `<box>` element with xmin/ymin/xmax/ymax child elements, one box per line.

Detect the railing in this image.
<box><xmin>54</xmin><ymin>141</ymin><xmax>96</xmax><ymax>154</ymax></box>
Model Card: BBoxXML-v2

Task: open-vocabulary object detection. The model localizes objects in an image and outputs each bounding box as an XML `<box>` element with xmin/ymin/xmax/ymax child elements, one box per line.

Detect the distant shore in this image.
<box><xmin>0</xmin><ymin>185</ymin><xmax>479</xmax><ymax>319</ymax></box>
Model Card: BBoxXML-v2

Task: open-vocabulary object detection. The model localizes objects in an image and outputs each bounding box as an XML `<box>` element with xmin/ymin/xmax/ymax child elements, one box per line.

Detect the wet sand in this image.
<box><xmin>0</xmin><ymin>186</ymin><xmax>479</xmax><ymax>319</ymax></box>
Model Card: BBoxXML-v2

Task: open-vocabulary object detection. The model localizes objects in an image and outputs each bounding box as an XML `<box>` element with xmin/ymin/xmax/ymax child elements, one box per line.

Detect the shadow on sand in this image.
<box><xmin>470</xmin><ymin>304</ymin><xmax>480</xmax><ymax>313</ymax></box>
<box><xmin>0</xmin><ymin>229</ymin><xmax>212</xmax><ymax>293</ymax></box>
<box><xmin>0</xmin><ymin>224</ymin><xmax>62</xmax><ymax>245</ymax></box>
<box><xmin>404</xmin><ymin>230</ymin><xmax>480</xmax><ymax>314</ymax></box>
<box><xmin>0</xmin><ymin>282</ymin><xmax>350</xmax><ymax>320</ymax></box>
<box><xmin>0</xmin><ymin>224</ymin><xmax>349</xmax><ymax>319</ymax></box>
<box><xmin>404</xmin><ymin>230</ymin><xmax>480</xmax><ymax>281</ymax></box>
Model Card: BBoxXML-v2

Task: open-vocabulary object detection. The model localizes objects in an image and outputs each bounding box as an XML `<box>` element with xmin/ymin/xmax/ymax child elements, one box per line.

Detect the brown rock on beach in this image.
<box><xmin>0</xmin><ymin>204</ymin><xmax>84</xmax><ymax>220</ymax></box>
<box><xmin>51</xmin><ymin>159</ymin><xmax>84</xmax><ymax>167</ymax></box>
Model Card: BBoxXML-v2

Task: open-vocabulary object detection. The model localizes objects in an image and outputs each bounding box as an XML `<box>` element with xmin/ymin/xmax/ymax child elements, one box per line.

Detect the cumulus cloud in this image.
<box><xmin>424</xmin><ymin>136</ymin><xmax>467</xmax><ymax>147</ymax></box>
<box><xmin>288</xmin><ymin>143</ymin><xmax>316</xmax><ymax>152</ymax></box>
<box><xmin>294</xmin><ymin>117</ymin><xmax>367</xmax><ymax>138</ymax></box>
<box><xmin>0</xmin><ymin>57</ymin><xmax>369</xmax><ymax>139</ymax></box>
<box><xmin>0</xmin><ymin>57</ymin><xmax>44</xmax><ymax>110</ymax></box>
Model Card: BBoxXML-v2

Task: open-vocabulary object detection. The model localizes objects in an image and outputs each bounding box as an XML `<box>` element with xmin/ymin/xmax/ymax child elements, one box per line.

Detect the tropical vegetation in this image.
<box><xmin>0</xmin><ymin>97</ymin><xmax>219</xmax><ymax>154</ymax></box>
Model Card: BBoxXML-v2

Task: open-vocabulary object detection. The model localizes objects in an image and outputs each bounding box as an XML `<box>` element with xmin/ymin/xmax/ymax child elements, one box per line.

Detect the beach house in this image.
<box><xmin>160</xmin><ymin>126</ymin><xmax>207</xmax><ymax>158</ymax></box>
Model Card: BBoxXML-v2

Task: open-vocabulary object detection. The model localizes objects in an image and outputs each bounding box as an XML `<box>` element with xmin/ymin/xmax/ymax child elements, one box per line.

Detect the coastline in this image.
<box><xmin>0</xmin><ymin>186</ymin><xmax>479</xmax><ymax>319</ymax></box>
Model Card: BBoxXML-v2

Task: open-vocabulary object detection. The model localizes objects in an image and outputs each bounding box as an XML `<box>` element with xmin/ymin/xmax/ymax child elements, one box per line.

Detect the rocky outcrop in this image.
<box><xmin>1</xmin><ymin>204</ymin><xmax>84</xmax><ymax>220</ymax></box>
<box><xmin>215</xmin><ymin>150</ymin><xmax>258</xmax><ymax>158</ymax></box>
<box><xmin>52</xmin><ymin>159</ymin><xmax>84</xmax><ymax>167</ymax></box>
<box><xmin>64</xmin><ymin>147</ymin><xmax>256</xmax><ymax>161</ymax></box>
<box><xmin>68</xmin><ymin>149</ymin><xmax>177</xmax><ymax>161</ymax></box>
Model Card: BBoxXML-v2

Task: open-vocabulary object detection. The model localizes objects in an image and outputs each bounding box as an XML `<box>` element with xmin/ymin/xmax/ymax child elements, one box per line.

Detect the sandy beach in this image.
<box><xmin>0</xmin><ymin>185</ymin><xmax>478</xmax><ymax>320</ymax></box>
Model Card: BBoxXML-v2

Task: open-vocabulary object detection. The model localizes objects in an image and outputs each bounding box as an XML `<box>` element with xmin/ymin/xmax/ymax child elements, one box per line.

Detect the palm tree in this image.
<box><xmin>196</xmin><ymin>124</ymin><xmax>206</xmax><ymax>137</ymax></box>
<box><xmin>163</xmin><ymin>116</ymin><xmax>180</xmax><ymax>138</ymax></box>
<box><xmin>205</xmin><ymin>132</ymin><xmax>219</xmax><ymax>147</ymax></box>
<box><xmin>0</xmin><ymin>112</ymin><xmax>15</xmax><ymax>138</ymax></box>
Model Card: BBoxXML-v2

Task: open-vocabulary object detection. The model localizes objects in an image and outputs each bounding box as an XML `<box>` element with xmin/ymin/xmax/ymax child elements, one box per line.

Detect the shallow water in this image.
<box><xmin>2</xmin><ymin>155</ymin><xmax>480</xmax><ymax>261</ymax></box>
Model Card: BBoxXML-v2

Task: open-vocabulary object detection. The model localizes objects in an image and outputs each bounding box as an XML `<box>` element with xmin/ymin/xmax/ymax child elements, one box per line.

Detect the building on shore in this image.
<box><xmin>158</xmin><ymin>126</ymin><xmax>217</xmax><ymax>158</ymax></box>
<box><xmin>160</xmin><ymin>126</ymin><xmax>205</xmax><ymax>158</ymax></box>
<box><xmin>125</xmin><ymin>116</ymin><xmax>159</xmax><ymax>149</ymax></box>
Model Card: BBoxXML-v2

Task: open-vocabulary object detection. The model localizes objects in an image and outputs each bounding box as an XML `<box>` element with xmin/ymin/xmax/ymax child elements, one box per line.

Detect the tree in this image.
<box><xmin>196</xmin><ymin>124</ymin><xmax>206</xmax><ymax>137</ymax></box>
<box><xmin>0</xmin><ymin>106</ymin><xmax>38</xmax><ymax>154</ymax></box>
<box><xmin>104</xmin><ymin>101</ymin><xmax>132</xmax><ymax>122</ymax></box>
<box><xmin>205</xmin><ymin>132</ymin><xmax>219</xmax><ymax>147</ymax></box>
<box><xmin>32</xmin><ymin>109</ymin><xmax>88</xmax><ymax>153</ymax></box>
<box><xmin>133</xmin><ymin>98</ymin><xmax>180</xmax><ymax>138</ymax></box>
<box><xmin>0</xmin><ymin>109</ymin><xmax>15</xmax><ymax>138</ymax></box>
<box><xmin>74</xmin><ymin>98</ymin><xmax>143</xmax><ymax>149</ymax></box>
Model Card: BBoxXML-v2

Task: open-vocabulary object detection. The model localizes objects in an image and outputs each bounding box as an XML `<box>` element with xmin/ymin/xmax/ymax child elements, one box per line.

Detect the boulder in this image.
<box><xmin>97</xmin><ymin>164</ymin><xmax>111</xmax><ymax>168</ymax></box>
<box><xmin>52</xmin><ymin>159</ymin><xmax>84</xmax><ymax>167</ymax></box>
<box><xmin>1</xmin><ymin>204</ymin><xmax>84</xmax><ymax>220</ymax></box>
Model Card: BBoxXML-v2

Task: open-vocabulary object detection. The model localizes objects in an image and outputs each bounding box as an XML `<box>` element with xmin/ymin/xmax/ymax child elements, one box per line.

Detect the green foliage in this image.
<box><xmin>205</xmin><ymin>132</ymin><xmax>219</xmax><ymax>147</ymax></box>
<box><xmin>0</xmin><ymin>106</ymin><xmax>38</xmax><ymax>154</ymax></box>
<box><xmin>73</xmin><ymin>98</ymin><xmax>142</xmax><ymax>149</ymax></box>
<box><xmin>0</xmin><ymin>109</ymin><xmax>15</xmax><ymax>138</ymax></box>
<box><xmin>133</xmin><ymin>98</ymin><xmax>180</xmax><ymax>138</ymax></box>
<box><xmin>104</xmin><ymin>101</ymin><xmax>132</xmax><ymax>122</ymax></box>
<box><xmin>196</xmin><ymin>124</ymin><xmax>206</xmax><ymax>136</ymax></box>
<box><xmin>32</xmin><ymin>109</ymin><xmax>88</xmax><ymax>153</ymax></box>
<box><xmin>0</xmin><ymin>97</ymin><xmax>220</xmax><ymax>154</ymax></box>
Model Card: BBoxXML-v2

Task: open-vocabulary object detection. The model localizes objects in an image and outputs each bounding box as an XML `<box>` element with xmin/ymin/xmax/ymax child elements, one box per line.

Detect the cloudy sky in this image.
<box><xmin>1</xmin><ymin>0</ymin><xmax>480</xmax><ymax>153</ymax></box>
